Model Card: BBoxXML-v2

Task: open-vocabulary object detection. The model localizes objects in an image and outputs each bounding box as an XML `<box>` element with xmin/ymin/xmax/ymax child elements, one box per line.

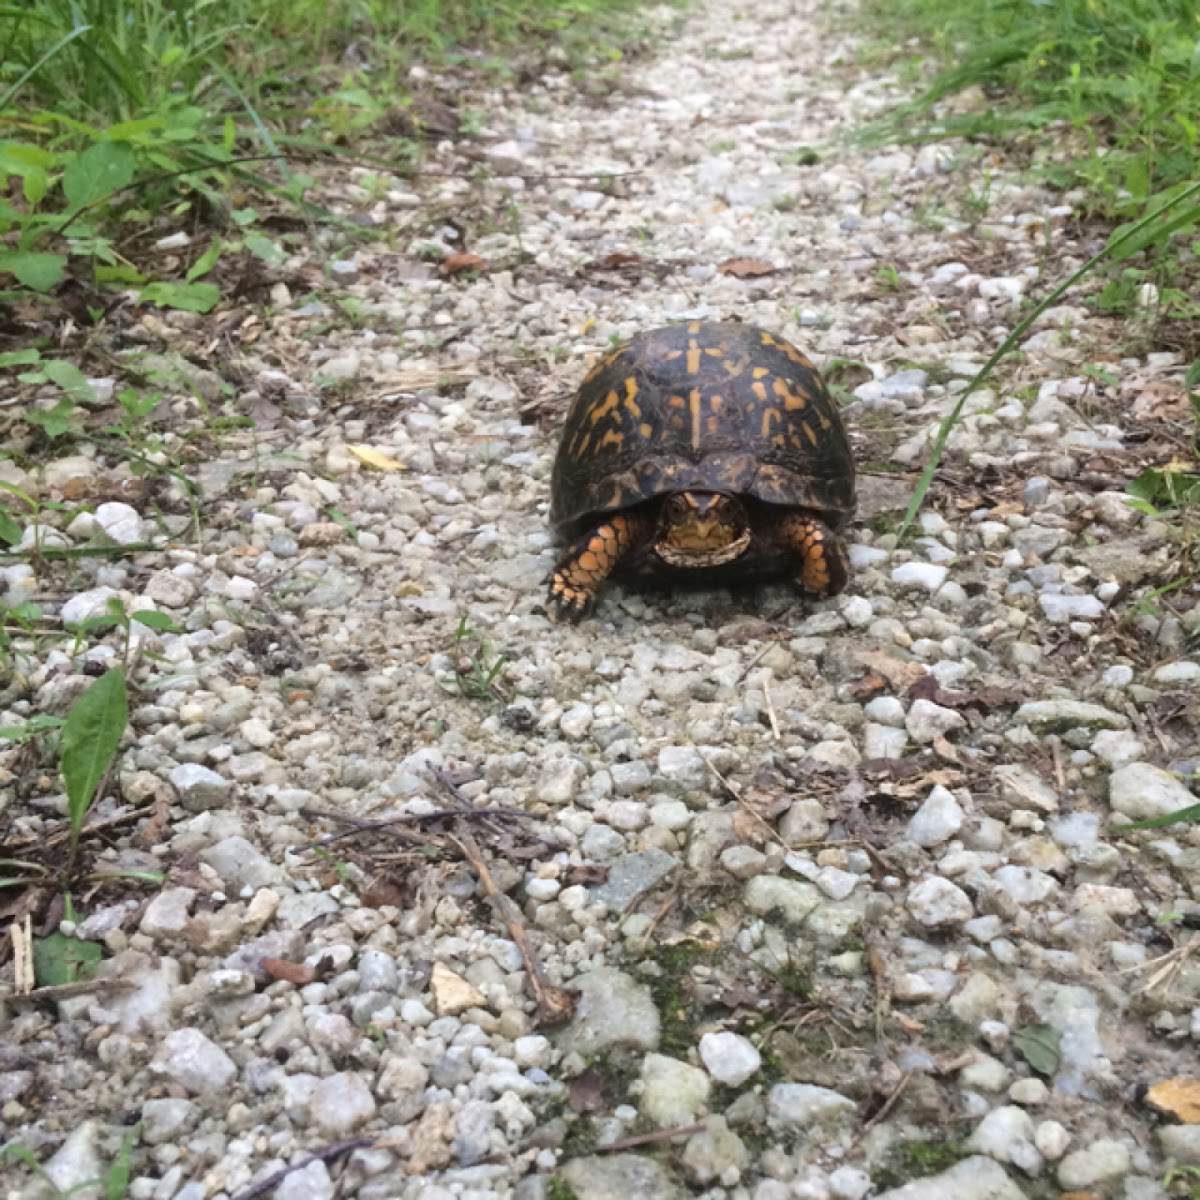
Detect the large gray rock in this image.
<box><xmin>875</xmin><ymin>1155</ymin><xmax>1026</xmax><ymax>1200</ymax></box>
<box><xmin>558</xmin><ymin>1154</ymin><xmax>685</xmax><ymax>1200</ymax></box>
<box><xmin>554</xmin><ymin>967</ymin><xmax>660</xmax><ymax>1055</ymax></box>
<box><xmin>1109</xmin><ymin>762</ymin><xmax>1197</xmax><ymax>822</ymax></box>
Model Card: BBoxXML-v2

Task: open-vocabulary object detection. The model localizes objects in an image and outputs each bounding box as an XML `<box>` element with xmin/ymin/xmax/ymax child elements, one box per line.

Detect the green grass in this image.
<box><xmin>0</xmin><ymin>0</ymin><xmax>653</xmax><ymax>305</ymax></box>
<box><xmin>862</xmin><ymin>0</ymin><xmax>1200</xmax><ymax>209</ymax></box>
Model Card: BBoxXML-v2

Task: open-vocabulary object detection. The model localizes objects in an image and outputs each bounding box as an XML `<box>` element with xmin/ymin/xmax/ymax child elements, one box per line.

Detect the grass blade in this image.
<box><xmin>898</xmin><ymin>178</ymin><xmax>1200</xmax><ymax>536</ymax></box>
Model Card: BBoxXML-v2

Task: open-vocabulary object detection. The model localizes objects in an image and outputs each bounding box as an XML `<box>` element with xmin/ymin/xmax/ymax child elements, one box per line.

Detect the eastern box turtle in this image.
<box><xmin>548</xmin><ymin>320</ymin><xmax>856</xmax><ymax>620</ymax></box>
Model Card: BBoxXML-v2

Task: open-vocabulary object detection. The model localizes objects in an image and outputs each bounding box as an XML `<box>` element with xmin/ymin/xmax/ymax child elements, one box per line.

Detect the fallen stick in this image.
<box><xmin>228</xmin><ymin>1137</ymin><xmax>373</xmax><ymax>1200</ymax></box>
<box><xmin>450</xmin><ymin>826</ymin><xmax>577</xmax><ymax>1027</ymax></box>
<box><xmin>597</xmin><ymin>1123</ymin><xmax>705</xmax><ymax>1153</ymax></box>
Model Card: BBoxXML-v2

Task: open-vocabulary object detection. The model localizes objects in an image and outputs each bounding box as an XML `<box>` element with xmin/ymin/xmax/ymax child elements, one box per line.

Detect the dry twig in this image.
<box><xmin>450</xmin><ymin>827</ymin><xmax>577</xmax><ymax>1026</ymax></box>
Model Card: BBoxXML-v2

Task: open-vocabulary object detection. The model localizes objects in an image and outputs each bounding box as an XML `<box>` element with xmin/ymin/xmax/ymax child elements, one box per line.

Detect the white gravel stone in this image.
<box><xmin>61</xmin><ymin>586</ymin><xmax>123</xmax><ymax>625</ymax></box>
<box><xmin>699</xmin><ymin>1031</ymin><xmax>762</xmax><ymax>1086</ymax></box>
<box><xmin>1039</xmin><ymin>593</ymin><xmax>1104</xmax><ymax>621</ymax></box>
<box><xmin>1035</xmin><ymin>1120</ymin><xmax>1071</xmax><ymax>1160</ymax></box>
<box><xmin>308</xmin><ymin>1072</ymin><xmax>377</xmax><ymax>1137</ymax></box>
<box><xmin>169</xmin><ymin>763</ymin><xmax>233</xmax><ymax>811</ymax></box>
<box><xmin>892</xmin><ymin>562</ymin><xmax>949</xmax><ymax>592</ymax></box>
<box><xmin>1091</xmin><ymin>729</ymin><xmax>1145</xmax><ymax>767</ymax></box>
<box><xmin>640</xmin><ymin>1053</ymin><xmax>711</xmax><ymax>1127</ymax></box>
<box><xmin>906</xmin><ymin>698</ymin><xmax>966</xmax><ymax>743</ymax></box>
<box><xmin>1109</xmin><ymin>762</ymin><xmax>1198</xmax><ymax>822</ymax></box>
<box><xmin>907</xmin><ymin>785</ymin><xmax>965</xmax><ymax>847</ymax></box>
<box><xmin>767</xmin><ymin>1083</ymin><xmax>856</xmax><ymax>1131</ymax></box>
<box><xmin>150</xmin><ymin>1029</ymin><xmax>237</xmax><ymax>1095</ymax></box>
<box><xmin>94</xmin><ymin>501</ymin><xmax>145</xmax><ymax>545</ymax></box>
<box><xmin>139</xmin><ymin>887</ymin><xmax>196</xmax><ymax>938</ymax></box>
<box><xmin>1056</xmin><ymin>1138</ymin><xmax>1132</xmax><ymax>1189</ymax></box>
<box><xmin>907</xmin><ymin>877</ymin><xmax>974</xmax><ymax>927</ymax></box>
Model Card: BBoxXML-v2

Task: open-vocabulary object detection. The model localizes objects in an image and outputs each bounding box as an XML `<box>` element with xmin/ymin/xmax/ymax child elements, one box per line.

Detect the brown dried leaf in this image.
<box><xmin>262</xmin><ymin>956</ymin><xmax>317</xmax><ymax>985</ymax></box>
<box><xmin>744</xmin><ymin>786</ymin><xmax>793</xmax><ymax>821</ymax></box>
<box><xmin>852</xmin><ymin>649</ymin><xmax>926</xmax><ymax>691</ymax></box>
<box><xmin>564</xmin><ymin>864</ymin><xmax>609</xmax><ymax>886</ymax></box>
<box><xmin>1128</xmin><ymin>378</ymin><xmax>1189</xmax><ymax>420</ymax></box>
<box><xmin>932</xmin><ymin>735</ymin><xmax>960</xmax><ymax>762</ymax></box>
<box><xmin>441</xmin><ymin>252</ymin><xmax>487</xmax><ymax>275</ymax></box>
<box><xmin>598</xmin><ymin>251</ymin><xmax>645</xmax><ymax>269</ymax></box>
<box><xmin>860</xmin><ymin>757</ymin><xmax>924</xmax><ymax>781</ymax></box>
<box><xmin>732</xmin><ymin>807</ymin><xmax>772</xmax><ymax>846</ymax></box>
<box><xmin>908</xmin><ymin>673</ymin><xmax>1023</xmax><ymax>710</ymax></box>
<box><xmin>360</xmin><ymin>879</ymin><xmax>407</xmax><ymax>909</ymax></box>
<box><xmin>1145</xmin><ymin>1076</ymin><xmax>1200</xmax><ymax>1123</ymax></box>
<box><xmin>849</xmin><ymin>671</ymin><xmax>890</xmax><ymax>701</ymax></box>
<box><xmin>718</xmin><ymin>257</ymin><xmax>779</xmax><ymax>278</ymax></box>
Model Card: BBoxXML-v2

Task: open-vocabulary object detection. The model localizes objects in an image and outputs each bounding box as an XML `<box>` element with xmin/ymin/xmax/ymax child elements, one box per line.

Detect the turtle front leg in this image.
<box><xmin>548</xmin><ymin>511</ymin><xmax>654</xmax><ymax>622</ymax></box>
<box><xmin>776</xmin><ymin>511</ymin><xmax>850</xmax><ymax>597</ymax></box>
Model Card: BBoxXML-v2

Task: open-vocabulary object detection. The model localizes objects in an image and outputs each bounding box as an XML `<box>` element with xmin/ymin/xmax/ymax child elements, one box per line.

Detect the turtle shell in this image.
<box><xmin>550</xmin><ymin>321</ymin><xmax>856</xmax><ymax>537</ymax></box>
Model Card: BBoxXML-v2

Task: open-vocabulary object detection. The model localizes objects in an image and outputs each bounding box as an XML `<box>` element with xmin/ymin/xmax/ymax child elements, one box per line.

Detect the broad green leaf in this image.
<box><xmin>44</xmin><ymin>359</ymin><xmax>97</xmax><ymax>404</ymax></box>
<box><xmin>94</xmin><ymin>264</ymin><xmax>145</xmax><ymax>285</ymax></box>
<box><xmin>60</xmin><ymin>667</ymin><xmax>128</xmax><ymax>838</ymax></box>
<box><xmin>105</xmin><ymin>117</ymin><xmax>166</xmax><ymax>141</ymax></box>
<box><xmin>244</xmin><ymin>232</ymin><xmax>285</xmax><ymax>264</ymax></box>
<box><xmin>22</xmin><ymin>167</ymin><xmax>48</xmax><ymax>207</ymax></box>
<box><xmin>0</xmin><ymin>511</ymin><xmax>21</xmax><ymax>544</ymax></box>
<box><xmin>131</xmin><ymin>609</ymin><xmax>177</xmax><ymax>632</ymax></box>
<box><xmin>0</xmin><ymin>715</ymin><xmax>64</xmax><ymax>743</ymax></box>
<box><xmin>0</xmin><ymin>142</ymin><xmax>56</xmax><ymax>179</ymax></box>
<box><xmin>62</xmin><ymin>141</ymin><xmax>135</xmax><ymax>211</ymax></box>
<box><xmin>0</xmin><ymin>348</ymin><xmax>41</xmax><ymax>368</ymax></box>
<box><xmin>1013</xmin><ymin>1024</ymin><xmax>1061</xmax><ymax>1076</ymax></box>
<box><xmin>0</xmin><ymin>250</ymin><xmax>66</xmax><ymax>291</ymax></box>
<box><xmin>139</xmin><ymin>281</ymin><xmax>220</xmax><ymax>313</ymax></box>
<box><xmin>26</xmin><ymin>398</ymin><xmax>77</xmax><ymax>438</ymax></box>
<box><xmin>186</xmin><ymin>238</ymin><xmax>222</xmax><ymax>282</ymax></box>
<box><xmin>33</xmin><ymin>931</ymin><xmax>102</xmax><ymax>987</ymax></box>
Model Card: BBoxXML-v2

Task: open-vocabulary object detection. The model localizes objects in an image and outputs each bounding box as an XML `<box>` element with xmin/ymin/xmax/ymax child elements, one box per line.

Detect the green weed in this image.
<box><xmin>862</xmin><ymin>0</ymin><xmax>1200</xmax><ymax>207</ymax></box>
<box><xmin>437</xmin><ymin>616</ymin><xmax>509</xmax><ymax>703</ymax></box>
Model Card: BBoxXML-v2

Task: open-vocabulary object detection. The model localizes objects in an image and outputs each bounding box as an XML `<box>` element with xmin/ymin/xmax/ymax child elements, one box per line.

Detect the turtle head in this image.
<box><xmin>656</xmin><ymin>491</ymin><xmax>751</xmax><ymax>567</ymax></box>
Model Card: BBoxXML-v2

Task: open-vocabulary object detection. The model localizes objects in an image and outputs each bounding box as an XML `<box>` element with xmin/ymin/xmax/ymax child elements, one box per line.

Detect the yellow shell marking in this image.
<box><xmin>774</xmin><ymin>378</ymin><xmax>808</xmax><ymax>411</ymax></box>
<box><xmin>752</xmin><ymin>367</ymin><xmax>770</xmax><ymax>379</ymax></box>
<box><xmin>623</xmin><ymin>379</ymin><xmax>642</xmax><ymax>419</ymax></box>
<box><xmin>587</xmin><ymin>390</ymin><xmax>621</xmax><ymax>426</ymax></box>
<box><xmin>752</xmin><ymin>381</ymin><xmax>768</xmax><ymax>403</ymax></box>
<box><xmin>598</xmin><ymin>428</ymin><xmax>624</xmax><ymax>451</ymax></box>
<box><xmin>686</xmin><ymin>340</ymin><xmax>702</xmax><ymax>375</ymax></box>
<box><xmin>803</xmin><ymin>423</ymin><xmax>818</xmax><ymax>446</ymax></box>
<box><xmin>639</xmin><ymin>422</ymin><xmax>653</xmax><ymax>438</ymax></box>
<box><xmin>668</xmin><ymin>395</ymin><xmax>686</xmax><ymax>409</ymax></box>
<box><xmin>761</xmin><ymin>407</ymin><xmax>781</xmax><ymax>439</ymax></box>
<box><xmin>689</xmin><ymin>388</ymin><xmax>703</xmax><ymax>451</ymax></box>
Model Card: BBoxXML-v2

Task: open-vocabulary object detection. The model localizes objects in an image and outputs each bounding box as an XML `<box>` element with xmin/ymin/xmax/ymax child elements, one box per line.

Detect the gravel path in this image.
<box><xmin>4</xmin><ymin>0</ymin><xmax>1200</xmax><ymax>1197</ymax></box>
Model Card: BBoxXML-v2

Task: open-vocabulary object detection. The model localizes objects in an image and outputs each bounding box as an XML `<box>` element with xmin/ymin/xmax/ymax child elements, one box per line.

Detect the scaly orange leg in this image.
<box><xmin>776</xmin><ymin>512</ymin><xmax>850</xmax><ymax>597</ymax></box>
<box><xmin>548</xmin><ymin>511</ymin><xmax>653</xmax><ymax>621</ymax></box>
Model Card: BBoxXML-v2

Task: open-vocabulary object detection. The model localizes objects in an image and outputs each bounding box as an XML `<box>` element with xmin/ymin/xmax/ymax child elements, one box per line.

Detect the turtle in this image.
<box><xmin>547</xmin><ymin>320</ymin><xmax>856</xmax><ymax>620</ymax></box>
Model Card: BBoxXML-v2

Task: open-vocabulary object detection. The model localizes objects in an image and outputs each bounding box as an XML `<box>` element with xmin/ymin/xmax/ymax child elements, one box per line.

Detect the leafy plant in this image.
<box><xmin>862</xmin><ymin>0</ymin><xmax>1200</xmax><ymax>206</ymax></box>
<box><xmin>438</xmin><ymin>616</ymin><xmax>509</xmax><ymax>703</ymax></box>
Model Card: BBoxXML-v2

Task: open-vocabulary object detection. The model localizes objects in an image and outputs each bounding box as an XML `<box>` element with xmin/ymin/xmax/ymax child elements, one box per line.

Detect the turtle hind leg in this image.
<box><xmin>548</xmin><ymin>511</ymin><xmax>654</xmax><ymax>622</ymax></box>
<box><xmin>776</xmin><ymin>511</ymin><xmax>850</xmax><ymax>597</ymax></box>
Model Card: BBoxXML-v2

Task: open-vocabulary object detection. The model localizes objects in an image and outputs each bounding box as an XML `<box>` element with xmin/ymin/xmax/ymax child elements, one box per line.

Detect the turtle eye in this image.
<box><xmin>665</xmin><ymin>494</ymin><xmax>689</xmax><ymax>519</ymax></box>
